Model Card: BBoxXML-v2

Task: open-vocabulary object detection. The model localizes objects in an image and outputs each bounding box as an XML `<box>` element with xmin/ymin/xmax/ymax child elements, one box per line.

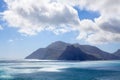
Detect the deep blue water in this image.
<box><xmin>0</xmin><ymin>60</ymin><xmax>120</xmax><ymax>80</ymax></box>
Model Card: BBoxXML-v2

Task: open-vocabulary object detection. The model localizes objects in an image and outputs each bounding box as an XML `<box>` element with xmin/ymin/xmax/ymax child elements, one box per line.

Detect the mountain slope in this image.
<box><xmin>58</xmin><ymin>45</ymin><xmax>100</xmax><ymax>60</ymax></box>
<box><xmin>26</xmin><ymin>41</ymin><xmax>70</xmax><ymax>60</ymax></box>
<box><xmin>114</xmin><ymin>49</ymin><xmax>120</xmax><ymax>57</ymax></box>
<box><xmin>73</xmin><ymin>44</ymin><xmax>119</xmax><ymax>60</ymax></box>
<box><xmin>25</xmin><ymin>41</ymin><xmax>120</xmax><ymax>60</ymax></box>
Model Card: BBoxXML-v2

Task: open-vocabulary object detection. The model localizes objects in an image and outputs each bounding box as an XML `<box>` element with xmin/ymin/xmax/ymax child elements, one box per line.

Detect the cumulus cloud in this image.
<box><xmin>76</xmin><ymin>0</ymin><xmax>120</xmax><ymax>44</ymax></box>
<box><xmin>99</xmin><ymin>18</ymin><xmax>120</xmax><ymax>34</ymax></box>
<box><xmin>76</xmin><ymin>19</ymin><xmax>99</xmax><ymax>40</ymax></box>
<box><xmin>2</xmin><ymin>0</ymin><xmax>80</xmax><ymax>35</ymax></box>
<box><xmin>1</xmin><ymin>0</ymin><xmax>120</xmax><ymax>44</ymax></box>
<box><xmin>86</xmin><ymin>31</ymin><xmax>120</xmax><ymax>44</ymax></box>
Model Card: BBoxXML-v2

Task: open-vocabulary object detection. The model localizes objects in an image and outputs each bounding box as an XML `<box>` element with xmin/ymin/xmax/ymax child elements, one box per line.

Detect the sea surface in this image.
<box><xmin>0</xmin><ymin>59</ymin><xmax>120</xmax><ymax>80</ymax></box>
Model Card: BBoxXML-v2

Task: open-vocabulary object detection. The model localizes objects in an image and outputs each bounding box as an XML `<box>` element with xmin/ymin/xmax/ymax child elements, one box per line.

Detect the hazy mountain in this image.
<box><xmin>73</xmin><ymin>44</ymin><xmax>119</xmax><ymax>60</ymax></box>
<box><xmin>26</xmin><ymin>41</ymin><xmax>70</xmax><ymax>60</ymax></box>
<box><xmin>114</xmin><ymin>49</ymin><xmax>120</xmax><ymax>57</ymax></box>
<box><xmin>26</xmin><ymin>41</ymin><xmax>120</xmax><ymax>60</ymax></box>
<box><xmin>58</xmin><ymin>45</ymin><xmax>100</xmax><ymax>60</ymax></box>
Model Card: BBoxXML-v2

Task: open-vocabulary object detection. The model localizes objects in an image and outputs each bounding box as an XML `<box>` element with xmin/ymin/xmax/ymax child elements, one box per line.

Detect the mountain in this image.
<box><xmin>58</xmin><ymin>45</ymin><xmax>100</xmax><ymax>60</ymax></box>
<box><xmin>114</xmin><ymin>49</ymin><xmax>120</xmax><ymax>57</ymax></box>
<box><xmin>25</xmin><ymin>41</ymin><xmax>120</xmax><ymax>60</ymax></box>
<box><xmin>73</xmin><ymin>44</ymin><xmax>119</xmax><ymax>60</ymax></box>
<box><xmin>26</xmin><ymin>41</ymin><xmax>70</xmax><ymax>60</ymax></box>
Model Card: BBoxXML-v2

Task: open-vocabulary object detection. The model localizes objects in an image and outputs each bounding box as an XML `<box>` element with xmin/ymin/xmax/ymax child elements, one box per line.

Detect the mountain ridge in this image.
<box><xmin>114</xmin><ymin>49</ymin><xmax>120</xmax><ymax>57</ymax></box>
<box><xmin>25</xmin><ymin>41</ymin><xmax>120</xmax><ymax>60</ymax></box>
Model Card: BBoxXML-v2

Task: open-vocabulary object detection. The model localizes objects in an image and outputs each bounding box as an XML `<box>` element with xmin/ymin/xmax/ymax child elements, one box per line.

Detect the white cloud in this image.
<box><xmin>86</xmin><ymin>31</ymin><xmax>120</xmax><ymax>44</ymax></box>
<box><xmin>76</xmin><ymin>0</ymin><xmax>120</xmax><ymax>44</ymax></box>
<box><xmin>58</xmin><ymin>0</ymin><xmax>120</xmax><ymax>44</ymax></box>
<box><xmin>99</xmin><ymin>18</ymin><xmax>120</xmax><ymax>34</ymax></box>
<box><xmin>3</xmin><ymin>0</ymin><xmax>80</xmax><ymax>35</ymax></box>
<box><xmin>2</xmin><ymin>0</ymin><xmax>120</xmax><ymax>44</ymax></box>
<box><xmin>77</xmin><ymin>19</ymin><xmax>99</xmax><ymax>39</ymax></box>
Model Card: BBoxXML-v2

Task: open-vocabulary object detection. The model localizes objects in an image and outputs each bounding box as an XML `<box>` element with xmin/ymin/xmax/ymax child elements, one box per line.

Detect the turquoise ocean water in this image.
<box><xmin>0</xmin><ymin>59</ymin><xmax>120</xmax><ymax>80</ymax></box>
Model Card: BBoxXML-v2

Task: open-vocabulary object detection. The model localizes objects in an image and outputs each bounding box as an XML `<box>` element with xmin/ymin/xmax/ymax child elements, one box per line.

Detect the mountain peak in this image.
<box><xmin>25</xmin><ymin>41</ymin><xmax>120</xmax><ymax>60</ymax></box>
<box><xmin>47</xmin><ymin>41</ymin><xmax>70</xmax><ymax>49</ymax></box>
<box><xmin>51</xmin><ymin>41</ymin><xmax>68</xmax><ymax>45</ymax></box>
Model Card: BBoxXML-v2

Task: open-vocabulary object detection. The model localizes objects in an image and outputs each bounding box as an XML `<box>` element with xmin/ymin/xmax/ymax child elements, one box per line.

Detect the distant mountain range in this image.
<box><xmin>25</xmin><ymin>41</ymin><xmax>120</xmax><ymax>61</ymax></box>
<box><xmin>114</xmin><ymin>49</ymin><xmax>120</xmax><ymax>57</ymax></box>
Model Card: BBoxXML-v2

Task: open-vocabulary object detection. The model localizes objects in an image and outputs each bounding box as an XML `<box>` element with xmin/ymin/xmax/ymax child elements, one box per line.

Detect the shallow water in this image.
<box><xmin>0</xmin><ymin>59</ymin><xmax>120</xmax><ymax>80</ymax></box>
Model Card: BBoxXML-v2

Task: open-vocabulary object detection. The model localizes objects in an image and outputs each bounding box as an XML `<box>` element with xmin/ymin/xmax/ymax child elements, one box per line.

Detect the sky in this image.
<box><xmin>0</xmin><ymin>0</ymin><xmax>120</xmax><ymax>59</ymax></box>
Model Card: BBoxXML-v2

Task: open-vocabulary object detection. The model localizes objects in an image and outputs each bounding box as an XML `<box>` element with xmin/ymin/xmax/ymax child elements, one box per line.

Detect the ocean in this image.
<box><xmin>0</xmin><ymin>59</ymin><xmax>120</xmax><ymax>80</ymax></box>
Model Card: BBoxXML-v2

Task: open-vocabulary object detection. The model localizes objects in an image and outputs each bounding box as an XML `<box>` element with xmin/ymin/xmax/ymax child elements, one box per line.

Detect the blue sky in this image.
<box><xmin>0</xmin><ymin>0</ymin><xmax>120</xmax><ymax>59</ymax></box>
<box><xmin>74</xmin><ymin>6</ymin><xmax>100</xmax><ymax>21</ymax></box>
